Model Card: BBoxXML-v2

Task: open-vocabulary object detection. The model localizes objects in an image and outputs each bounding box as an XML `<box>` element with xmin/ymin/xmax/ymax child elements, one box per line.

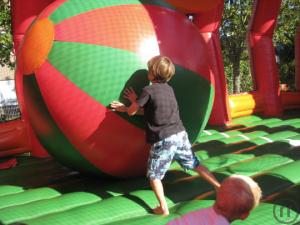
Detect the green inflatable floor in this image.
<box><xmin>1</xmin><ymin>109</ymin><xmax>300</xmax><ymax>225</ymax></box>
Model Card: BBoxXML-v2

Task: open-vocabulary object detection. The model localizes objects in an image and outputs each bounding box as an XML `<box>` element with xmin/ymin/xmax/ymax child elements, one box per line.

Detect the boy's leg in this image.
<box><xmin>147</xmin><ymin>135</ymin><xmax>177</xmax><ymax>216</ymax></box>
<box><xmin>194</xmin><ymin>165</ymin><xmax>220</xmax><ymax>190</ymax></box>
<box><xmin>150</xmin><ymin>178</ymin><xmax>169</xmax><ymax>216</ymax></box>
<box><xmin>175</xmin><ymin>131</ymin><xmax>220</xmax><ymax>190</ymax></box>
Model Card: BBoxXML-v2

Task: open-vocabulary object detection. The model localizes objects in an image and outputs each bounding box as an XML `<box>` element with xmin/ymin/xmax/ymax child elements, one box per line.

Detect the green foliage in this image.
<box><xmin>224</xmin><ymin>65</ymin><xmax>233</xmax><ymax>94</ymax></box>
<box><xmin>275</xmin><ymin>0</ymin><xmax>300</xmax><ymax>45</ymax></box>
<box><xmin>274</xmin><ymin>0</ymin><xmax>300</xmax><ymax>89</ymax></box>
<box><xmin>221</xmin><ymin>0</ymin><xmax>299</xmax><ymax>94</ymax></box>
<box><xmin>239</xmin><ymin>60</ymin><xmax>253</xmax><ymax>93</ymax></box>
<box><xmin>220</xmin><ymin>0</ymin><xmax>253</xmax><ymax>94</ymax></box>
<box><xmin>0</xmin><ymin>0</ymin><xmax>14</xmax><ymax>69</ymax></box>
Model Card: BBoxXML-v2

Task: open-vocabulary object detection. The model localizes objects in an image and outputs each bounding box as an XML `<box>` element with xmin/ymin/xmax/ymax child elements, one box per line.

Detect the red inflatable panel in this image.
<box><xmin>281</xmin><ymin>91</ymin><xmax>300</xmax><ymax>109</ymax></box>
<box><xmin>11</xmin><ymin>0</ymin><xmax>54</xmax><ymax>51</ymax></box>
<box><xmin>11</xmin><ymin>0</ymin><xmax>53</xmax><ymax>157</ymax></box>
<box><xmin>0</xmin><ymin>120</ymin><xmax>31</xmax><ymax>157</ymax></box>
<box><xmin>250</xmin><ymin>0</ymin><xmax>281</xmax><ymax>36</ymax></box>
<box><xmin>11</xmin><ymin>0</ymin><xmax>54</xmax><ymax>35</ymax></box>
<box><xmin>165</xmin><ymin>0</ymin><xmax>221</xmax><ymax>13</ymax></box>
<box><xmin>248</xmin><ymin>0</ymin><xmax>282</xmax><ymax>116</ymax></box>
<box><xmin>193</xmin><ymin>0</ymin><xmax>231</xmax><ymax>125</ymax></box>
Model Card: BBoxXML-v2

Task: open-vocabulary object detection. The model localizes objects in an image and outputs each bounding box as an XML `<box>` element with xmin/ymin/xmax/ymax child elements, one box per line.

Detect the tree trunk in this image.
<box><xmin>232</xmin><ymin>60</ymin><xmax>241</xmax><ymax>93</ymax></box>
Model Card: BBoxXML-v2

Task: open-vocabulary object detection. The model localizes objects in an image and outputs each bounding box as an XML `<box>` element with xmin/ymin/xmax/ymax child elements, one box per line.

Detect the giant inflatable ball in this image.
<box><xmin>17</xmin><ymin>0</ymin><xmax>214</xmax><ymax>177</ymax></box>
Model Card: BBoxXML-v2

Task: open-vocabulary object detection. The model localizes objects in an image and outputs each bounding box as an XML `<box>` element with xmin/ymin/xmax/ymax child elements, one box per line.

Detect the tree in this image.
<box><xmin>274</xmin><ymin>0</ymin><xmax>300</xmax><ymax>90</ymax></box>
<box><xmin>221</xmin><ymin>0</ymin><xmax>300</xmax><ymax>94</ymax></box>
<box><xmin>0</xmin><ymin>0</ymin><xmax>14</xmax><ymax>69</ymax></box>
<box><xmin>220</xmin><ymin>0</ymin><xmax>252</xmax><ymax>94</ymax></box>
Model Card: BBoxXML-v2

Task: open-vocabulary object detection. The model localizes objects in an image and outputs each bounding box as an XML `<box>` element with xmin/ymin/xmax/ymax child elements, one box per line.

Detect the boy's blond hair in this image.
<box><xmin>216</xmin><ymin>175</ymin><xmax>262</xmax><ymax>219</ymax></box>
<box><xmin>147</xmin><ymin>55</ymin><xmax>175</xmax><ymax>83</ymax></box>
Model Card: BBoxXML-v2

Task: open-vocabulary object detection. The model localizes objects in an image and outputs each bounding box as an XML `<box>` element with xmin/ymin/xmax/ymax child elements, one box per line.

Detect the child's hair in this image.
<box><xmin>147</xmin><ymin>55</ymin><xmax>175</xmax><ymax>83</ymax></box>
<box><xmin>216</xmin><ymin>174</ymin><xmax>262</xmax><ymax>219</ymax></box>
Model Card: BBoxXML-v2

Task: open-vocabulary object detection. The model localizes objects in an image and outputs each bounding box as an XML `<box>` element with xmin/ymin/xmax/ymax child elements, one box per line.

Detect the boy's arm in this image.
<box><xmin>126</xmin><ymin>101</ymin><xmax>140</xmax><ymax>116</ymax></box>
<box><xmin>124</xmin><ymin>87</ymin><xmax>137</xmax><ymax>103</ymax></box>
<box><xmin>123</xmin><ymin>87</ymin><xmax>144</xmax><ymax>115</ymax></box>
<box><xmin>135</xmin><ymin>107</ymin><xmax>144</xmax><ymax>115</ymax></box>
<box><xmin>110</xmin><ymin>87</ymin><xmax>145</xmax><ymax>116</ymax></box>
<box><xmin>110</xmin><ymin>101</ymin><xmax>141</xmax><ymax>116</ymax></box>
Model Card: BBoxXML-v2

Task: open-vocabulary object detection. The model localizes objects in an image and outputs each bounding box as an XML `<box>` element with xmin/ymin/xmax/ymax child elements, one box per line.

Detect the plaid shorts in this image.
<box><xmin>147</xmin><ymin>131</ymin><xmax>200</xmax><ymax>180</ymax></box>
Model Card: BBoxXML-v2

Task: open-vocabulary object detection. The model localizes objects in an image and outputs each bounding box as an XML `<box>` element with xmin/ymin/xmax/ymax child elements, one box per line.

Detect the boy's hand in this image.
<box><xmin>110</xmin><ymin>101</ymin><xmax>127</xmax><ymax>113</ymax></box>
<box><xmin>123</xmin><ymin>88</ymin><xmax>137</xmax><ymax>103</ymax></box>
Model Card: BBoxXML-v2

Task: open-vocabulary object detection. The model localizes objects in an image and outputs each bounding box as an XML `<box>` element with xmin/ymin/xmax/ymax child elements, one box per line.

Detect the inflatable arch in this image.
<box><xmin>4</xmin><ymin>0</ymin><xmax>300</xmax><ymax>176</ymax></box>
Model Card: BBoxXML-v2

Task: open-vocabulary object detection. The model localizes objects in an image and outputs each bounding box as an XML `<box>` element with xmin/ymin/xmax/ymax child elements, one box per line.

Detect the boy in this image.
<box><xmin>167</xmin><ymin>174</ymin><xmax>262</xmax><ymax>224</ymax></box>
<box><xmin>110</xmin><ymin>55</ymin><xmax>220</xmax><ymax>216</ymax></box>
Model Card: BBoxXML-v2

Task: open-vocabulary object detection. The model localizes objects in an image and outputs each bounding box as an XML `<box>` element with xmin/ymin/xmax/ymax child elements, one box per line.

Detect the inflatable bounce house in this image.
<box><xmin>0</xmin><ymin>0</ymin><xmax>300</xmax><ymax>224</ymax></box>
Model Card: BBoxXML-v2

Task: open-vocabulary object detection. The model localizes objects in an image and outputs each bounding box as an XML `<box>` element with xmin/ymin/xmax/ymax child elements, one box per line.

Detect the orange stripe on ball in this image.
<box><xmin>18</xmin><ymin>18</ymin><xmax>54</xmax><ymax>75</ymax></box>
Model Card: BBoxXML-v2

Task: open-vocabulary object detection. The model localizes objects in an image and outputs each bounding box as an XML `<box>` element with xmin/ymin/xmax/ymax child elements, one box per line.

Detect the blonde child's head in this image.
<box><xmin>147</xmin><ymin>55</ymin><xmax>175</xmax><ymax>83</ymax></box>
<box><xmin>215</xmin><ymin>174</ymin><xmax>262</xmax><ymax>221</ymax></box>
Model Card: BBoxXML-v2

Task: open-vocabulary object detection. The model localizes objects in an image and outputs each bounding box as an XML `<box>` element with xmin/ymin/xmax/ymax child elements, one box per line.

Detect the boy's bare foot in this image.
<box><xmin>153</xmin><ymin>206</ymin><xmax>169</xmax><ymax>216</ymax></box>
